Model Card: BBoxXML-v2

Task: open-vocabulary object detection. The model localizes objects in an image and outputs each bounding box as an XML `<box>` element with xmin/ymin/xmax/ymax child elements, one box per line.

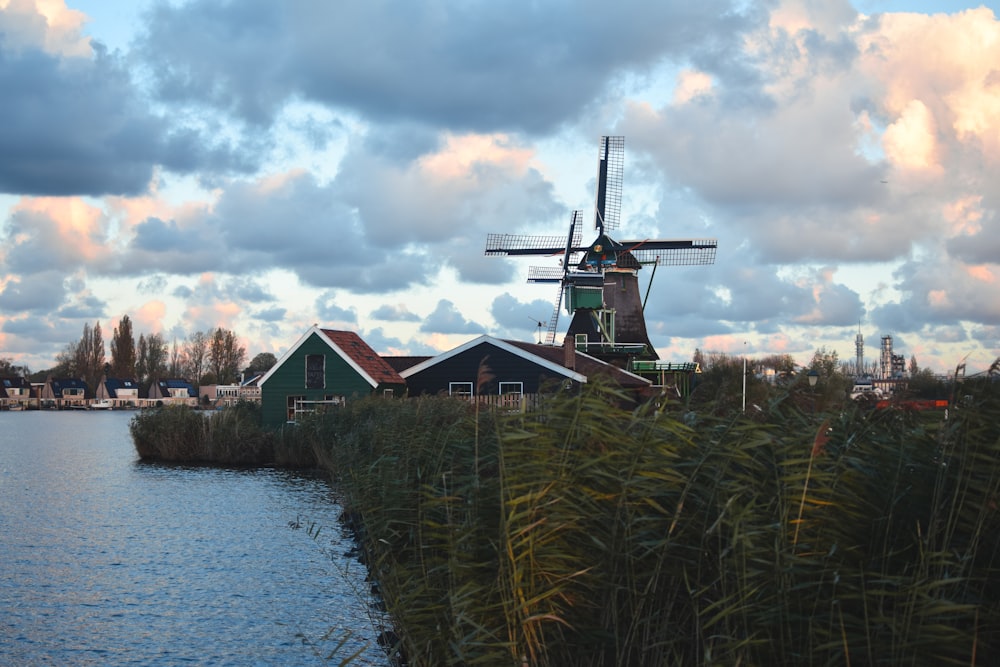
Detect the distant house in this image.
<box><xmin>95</xmin><ymin>377</ymin><xmax>141</xmax><ymax>408</ymax></box>
<box><xmin>398</xmin><ymin>334</ymin><xmax>652</xmax><ymax>408</ymax></box>
<box><xmin>201</xmin><ymin>373</ymin><xmax>263</xmax><ymax>407</ymax></box>
<box><xmin>148</xmin><ymin>379</ymin><xmax>198</xmax><ymax>406</ymax></box>
<box><xmin>41</xmin><ymin>377</ymin><xmax>89</xmax><ymax>409</ymax></box>
<box><xmin>0</xmin><ymin>376</ymin><xmax>32</xmax><ymax>409</ymax></box>
<box><xmin>258</xmin><ymin>326</ymin><xmax>406</xmax><ymax>427</ymax></box>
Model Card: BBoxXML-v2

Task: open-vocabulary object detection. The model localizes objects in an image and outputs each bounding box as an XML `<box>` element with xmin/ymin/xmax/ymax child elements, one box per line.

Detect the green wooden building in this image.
<box><xmin>258</xmin><ymin>326</ymin><xmax>405</xmax><ymax>428</ymax></box>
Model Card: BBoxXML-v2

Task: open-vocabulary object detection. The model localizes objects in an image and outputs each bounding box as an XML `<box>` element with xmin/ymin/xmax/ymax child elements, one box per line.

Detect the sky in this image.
<box><xmin>1</xmin><ymin>0</ymin><xmax>999</xmax><ymax>376</ymax></box>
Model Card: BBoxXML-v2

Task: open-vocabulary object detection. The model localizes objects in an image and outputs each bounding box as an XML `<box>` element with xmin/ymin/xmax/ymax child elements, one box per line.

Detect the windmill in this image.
<box><xmin>485</xmin><ymin>136</ymin><xmax>717</xmax><ymax>368</ymax></box>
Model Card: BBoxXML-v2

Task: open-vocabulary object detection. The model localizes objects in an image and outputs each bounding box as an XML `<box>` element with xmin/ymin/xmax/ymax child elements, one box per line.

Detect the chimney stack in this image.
<box><xmin>563</xmin><ymin>335</ymin><xmax>576</xmax><ymax>371</ymax></box>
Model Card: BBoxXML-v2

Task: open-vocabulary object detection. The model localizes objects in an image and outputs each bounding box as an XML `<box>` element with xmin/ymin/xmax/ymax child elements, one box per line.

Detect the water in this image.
<box><xmin>0</xmin><ymin>411</ymin><xmax>388</xmax><ymax>666</ymax></box>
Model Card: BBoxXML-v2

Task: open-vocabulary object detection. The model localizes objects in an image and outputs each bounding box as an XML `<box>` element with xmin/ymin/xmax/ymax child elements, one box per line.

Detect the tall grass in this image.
<box><xmin>308</xmin><ymin>377</ymin><xmax>1000</xmax><ymax>666</ymax></box>
<box><xmin>130</xmin><ymin>402</ymin><xmax>316</xmax><ymax>467</ymax></box>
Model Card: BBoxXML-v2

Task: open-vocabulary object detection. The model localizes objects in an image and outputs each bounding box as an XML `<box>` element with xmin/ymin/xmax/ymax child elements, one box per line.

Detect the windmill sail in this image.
<box><xmin>485</xmin><ymin>136</ymin><xmax>717</xmax><ymax>367</ymax></box>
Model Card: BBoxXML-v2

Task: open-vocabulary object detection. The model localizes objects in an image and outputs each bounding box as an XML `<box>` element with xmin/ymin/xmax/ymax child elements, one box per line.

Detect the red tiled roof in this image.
<box><xmin>319</xmin><ymin>329</ymin><xmax>405</xmax><ymax>386</ymax></box>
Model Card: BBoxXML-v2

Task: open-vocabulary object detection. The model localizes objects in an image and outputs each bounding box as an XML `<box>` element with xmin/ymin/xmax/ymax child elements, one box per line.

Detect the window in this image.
<box><xmin>382</xmin><ymin>388</ymin><xmax>395</xmax><ymax>398</ymax></box>
<box><xmin>449</xmin><ymin>382</ymin><xmax>473</xmax><ymax>398</ymax></box>
<box><xmin>287</xmin><ymin>395</ymin><xmax>305</xmax><ymax>422</ymax></box>
<box><xmin>498</xmin><ymin>382</ymin><xmax>523</xmax><ymax>396</ymax></box>
<box><xmin>305</xmin><ymin>354</ymin><xmax>325</xmax><ymax>389</ymax></box>
<box><xmin>499</xmin><ymin>382</ymin><xmax>523</xmax><ymax>409</ymax></box>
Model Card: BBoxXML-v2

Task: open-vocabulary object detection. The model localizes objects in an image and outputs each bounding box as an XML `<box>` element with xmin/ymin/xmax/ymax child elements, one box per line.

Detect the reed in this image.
<box><xmin>307</xmin><ymin>375</ymin><xmax>1000</xmax><ymax>666</ymax></box>
<box><xmin>130</xmin><ymin>402</ymin><xmax>316</xmax><ymax>467</ymax></box>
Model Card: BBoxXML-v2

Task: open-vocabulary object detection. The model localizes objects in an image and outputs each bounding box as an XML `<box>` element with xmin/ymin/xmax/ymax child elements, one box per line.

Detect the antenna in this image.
<box><xmin>527</xmin><ymin>316</ymin><xmax>544</xmax><ymax>344</ymax></box>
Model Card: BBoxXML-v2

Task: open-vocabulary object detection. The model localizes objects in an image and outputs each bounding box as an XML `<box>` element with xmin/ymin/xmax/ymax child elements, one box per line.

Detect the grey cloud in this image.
<box><xmin>356</xmin><ymin>327</ymin><xmax>406</xmax><ymax>354</ymax></box>
<box><xmin>2</xmin><ymin>316</ymin><xmax>81</xmax><ymax>345</ymax></box>
<box><xmin>133</xmin><ymin>218</ymin><xmax>203</xmax><ymax>252</ymax></box>
<box><xmin>139</xmin><ymin>275</ymin><xmax>170</xmax><ymax>294</ymax></box>
<box><xmin>420</xmin><ymin>299</ymin><xmax>485</xmax><ymax>334</ymax></box>
<box><xmin>315</xmin><ymin>293</ymin><xmax>358</xmax><ymax>324</ymax></box>
<box><xmin>489</xmin><ymin>293</ymin><xmax>559</xmax><ymax>336</ymax></box>
<box><xmin>224</xmin><ymin>278</ymin><xmax>274</xmax><ymax>304</ymax></box>
<box><xmin>56</xmin><ymin>293</ymin><xmax>107</xmax><ymax>319</ymax></box>
<box><xmin>0</xmin><ymin>37</ymin><xmax>251</xmax><ymax>196</ymax></box>
<box><xmin>253</xmin><ymin>307</ymin><xmax>287</xmax><ymax>322</ymax></box>
<box><xmin>0</xmin><ymin>273</ymin><xmax>67</xmax><ymax>313</ymax></box>
<box><xmin>2</xmin><ymin>208</ymin><xmax>102</xmax><ymax>275</ymax></box>
<box><xmin>371</xmin><ymin>304</ymin><xmax>421</xmax><ymax>322</ymax></box>
<box><xmin>333</xmin><ymin>140</ymin><xmax>564</xmax><ymax>250</ymax></box>
<box><xmin>135</xmin><ymin>0</ymin><xmax>756</xmax><ymax>133</ymax></box>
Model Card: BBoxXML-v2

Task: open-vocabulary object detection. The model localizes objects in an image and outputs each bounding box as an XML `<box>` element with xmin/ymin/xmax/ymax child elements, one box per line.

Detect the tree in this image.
<box><xmin>110</xmin><ymin>315</ymin><xmax>136</xmax><ymax>379</ymax></box>
<box><xmin>169</xmin><ymin>338</ymin><xmax>184</xmax><ymax>377</ymax></box>
<box><xmin>0</xmin><ymin>357</ymin><xmax>30</xmax><ymax>377</ymax></box>
<box><xmin>184</xmin><ymin>331</ymin><xmax>209</xmax><ymax>385</ymax></box>
<box><xmin>136</xmin><ymin>333</ymin><xmax>168</xmax><ymax>390</ymax></box>
<box><xmin>73</xmin><ymin>322</ymin><xmax>106</xmax><ymax>394</ymax></box>
<box><xmin>209</xmin><ymin>328</ymin><xmax>246</xmax><ymax>385</ymax></box>
<box><xmin>809</xmin><ymin>347</ymin><xmax>840</xmax><ymax>378</ymax></box>
<box><xmin>136</xmin><ymin>335</ymin><xmax>148</xmax><ymax>389</ymax></box>
<box><xmin>909</xmin><ymin>355</ymin><xmax>919</xmax><ymax>376</ymax></box>
<box><xmin>246</xmin><ymin>352</ymin><xmax>277</xmax><ymax>375</ymax></box>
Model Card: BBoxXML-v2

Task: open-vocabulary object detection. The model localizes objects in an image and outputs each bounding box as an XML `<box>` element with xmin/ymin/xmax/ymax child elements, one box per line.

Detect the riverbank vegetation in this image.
<box><xmin>301</xmin><ymin>375</ymin><xmax>1000</xmax><ymax>666</ymax></box>
<box><xmin>129</xmin><ymin>401</ymin><xmax>316</xmax><ymax>467</ymax></box>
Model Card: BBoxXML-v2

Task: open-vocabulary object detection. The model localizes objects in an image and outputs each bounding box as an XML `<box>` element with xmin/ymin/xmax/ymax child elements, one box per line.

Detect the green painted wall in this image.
<box><xmin>260</xmin><ymin>332</ymin><xmax>375</xmax><ymax>428</ymax></box>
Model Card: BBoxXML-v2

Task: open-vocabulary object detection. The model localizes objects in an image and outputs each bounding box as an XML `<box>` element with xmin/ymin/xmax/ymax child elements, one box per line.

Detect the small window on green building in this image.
<box><xmin>305</xmin><ymin>354</ymin><xmax>325</xmax><ymax>389</ymax></box>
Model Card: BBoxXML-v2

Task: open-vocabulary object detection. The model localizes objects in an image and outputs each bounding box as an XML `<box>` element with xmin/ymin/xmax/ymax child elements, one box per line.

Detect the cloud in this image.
<box><xmin>0</xmin><ymin>272</ymin><xmax>68</xmax><ymax>313</ymax></box>
<box><xmin>420</xmin><ymin>299</ymin><xmax>486</xmax><ymax>334</ymax></box>
<box><xmin>0</xmin><ymin>2</ymin><xmax>255</xmax><ymax>197</ymax></box>
<box><xmin>371</xmin><ymin>304</ymin><xmax>421</xmax><ymax>322</ymax></box>
<box><xmin>134</xmin><ymin>0</ymin><xmax>758</xmax><ymax>132</ymax></box>
<box><xmin>314</xmin><ymin>292</ymin><xmax>358</xmax><ymax>326</ymax></box>
<box><xmin>489</xmin><ymin>292</ymin><xmax>560</xmax><ymax>336</ymax></box>
<box><xmin>253</xmin><ymin>307</ymin><xmax>287</xmax><ymax>322</ymax></box>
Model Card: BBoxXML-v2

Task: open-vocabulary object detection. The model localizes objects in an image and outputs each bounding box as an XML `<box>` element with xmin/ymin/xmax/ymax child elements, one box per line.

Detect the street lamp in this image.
<box><xmin>807</xmin><ymin>369</ymin><xmax>819</xmax><ymax>413</ymax></box>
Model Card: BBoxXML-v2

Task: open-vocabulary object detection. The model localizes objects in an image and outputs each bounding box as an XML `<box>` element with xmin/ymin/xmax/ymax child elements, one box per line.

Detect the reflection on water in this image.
<box><xmin>0</xmin><ymin>411</ymin><xmax>387</xmax><ymax>666</ymax></box>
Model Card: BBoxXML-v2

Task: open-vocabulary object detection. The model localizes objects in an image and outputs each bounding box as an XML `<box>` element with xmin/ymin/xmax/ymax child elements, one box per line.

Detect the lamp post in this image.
<box><xmin>807</xmin><ymin>369</ymin><xmax>819</xmax><ymax>413</ymax></box>
<box><xmin>742</xmin><ymin>345</ymin><xmax>747</xmax><ymax>412</ymax></box>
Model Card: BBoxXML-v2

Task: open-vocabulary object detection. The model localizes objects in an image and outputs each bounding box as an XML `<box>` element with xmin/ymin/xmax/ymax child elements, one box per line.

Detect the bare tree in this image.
<box><xmin>136</xmin><ymin>333</ymin><xmax>168</xmax><ymax>389</ymax></box>
<box><xmin>209</xmin><ymin>328</ymin><xmax>246</xmax><ymax>385</ymax></box>
<box><xmin>185</xmin><ymin>330</ymin><xmax>209</xmax><ymax>385</ymax></box>
<box><xmin>169</xmin><ymin>338</ymin><xmax>184</xmax><ymax>377</ymax></box>
<box><xmin>0</xmin><ymin>357</ymin><xmax>30</xmax><ymax>377</ymax></box>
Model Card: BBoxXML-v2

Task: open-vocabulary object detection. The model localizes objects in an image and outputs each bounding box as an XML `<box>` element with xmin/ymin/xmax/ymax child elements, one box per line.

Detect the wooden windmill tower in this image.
<box><xmin>485</xmin><ymin>136</ymin><xmax>717</xmax><ymax>368</ymax></box>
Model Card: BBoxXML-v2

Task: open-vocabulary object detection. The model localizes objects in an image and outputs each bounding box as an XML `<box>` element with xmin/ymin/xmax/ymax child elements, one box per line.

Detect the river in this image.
<box><xmin>0</xmin><ymin>410</ymin><xmax>388</xmax><ymax>666</ymax></box>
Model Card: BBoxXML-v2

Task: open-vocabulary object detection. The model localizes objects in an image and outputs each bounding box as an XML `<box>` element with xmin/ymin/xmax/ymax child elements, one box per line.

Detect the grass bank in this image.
<box><xmin>129</xmin><ymin>401</ymin><xmax>316</xmax><ymax>467</ymax></box>
<box><xmin>302</xmin><ymin>379</ymin><xmax>1000</xmax><ymax>666</ymax></box>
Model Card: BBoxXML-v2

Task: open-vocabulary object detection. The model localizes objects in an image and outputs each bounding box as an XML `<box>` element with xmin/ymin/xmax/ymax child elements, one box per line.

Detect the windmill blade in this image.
<box><xmin>620</xmin><ymin>239</ymin><xmax>718</xmax><ymax>266</ymax></box>
<box><xmin>485</xmin><ymin>225</ymin><xmax>583</xmax><ymax>256</ymax></box>
<box><xmin>594</xmin><ymin>136</ymin><xmax>624</xmax><ymax>233</ymax></box>
<box><xmin>527</xmin><ymin>266</ymin><xmax>565</xmax><ymax>283</ymax></box>
<box><xmin>562</xmin><ymin>210</ymin><xmax>582</xmax><ymax>274</ymax></box>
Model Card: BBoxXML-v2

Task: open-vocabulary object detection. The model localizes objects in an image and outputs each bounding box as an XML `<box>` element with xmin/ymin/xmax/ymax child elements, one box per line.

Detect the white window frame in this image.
<box><xmin>449</xmin><ymin>382</ymin><xmax>473</xmax><ymax>398</ymax></box>
<box><xmin>498</xmin><ymin>381</ymin><xmax>523</xmax><ymax>396</ymax></box>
